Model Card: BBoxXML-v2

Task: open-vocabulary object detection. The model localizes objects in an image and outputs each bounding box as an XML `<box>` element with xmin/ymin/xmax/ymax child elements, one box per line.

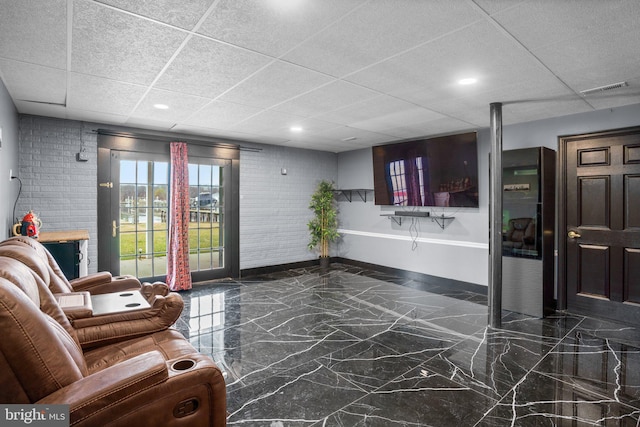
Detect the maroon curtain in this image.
<box><xmin>405</xmin><ymin>155</ymin><xmax>422</xmax><ymax>206</ymax></box>
<box><xmin>167</xmin><ymin>142</ymin><xmax>192</xmax><ymax>291</ymax></box>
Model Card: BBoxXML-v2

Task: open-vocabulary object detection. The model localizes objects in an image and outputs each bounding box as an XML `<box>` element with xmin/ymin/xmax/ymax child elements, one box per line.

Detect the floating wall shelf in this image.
<box><xmin>333</xmin><ymin>189</ymin><xmax>373</xmax><ymax>202</ymax></box>
<box><xmin>381</xmin><ymin>213</ymin><xmax>455</xmax><ymax>229</ymax></box>
<box><xmin>431</xmin><ymin>215</ymin><xmax>455</xmax><ymax>229</ymax></box>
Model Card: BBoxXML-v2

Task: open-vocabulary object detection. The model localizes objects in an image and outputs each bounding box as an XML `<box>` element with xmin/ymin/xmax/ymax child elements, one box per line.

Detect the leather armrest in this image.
<box><xmin>72</xmin><ymin>293</ymin><xmax>185</xmax><ymax>348</ymax></box>
<box><xmin>37</xmin><ymin>351</ymin><xmax>168</xmax><ymax>422</ymax></box>
<box><xmin>38</xmin><ymin>352</ymin><xmax>227</xmax><ymax>427</ymax></box>
<box><xmin>71</xmin><ymin>274</ymin><xmax>142</xmax><ymax>295</ymax></box>
<box><xmin>69</xmin><ymin>272</ymin><xmax>112</xmax><ymax>289</ymax></box>
<box><xmin>140</xmin><ymin>281</ymin><xmax>170</xmax><ymax>298</ymax></box>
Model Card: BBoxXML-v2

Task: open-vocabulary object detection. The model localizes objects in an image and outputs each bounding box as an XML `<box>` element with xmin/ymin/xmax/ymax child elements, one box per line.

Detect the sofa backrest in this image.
<box><xmin>0</xmin><ymin>256</ymin><xmax>81</xmax><ymax>348</ymax></box>
<box><xmin>0</xmin><ymin>276</ymin><xmax>88</xmax><ymax>403</ymax></box>
<box><xmin>0</xmin><ymin>244</ymin><xmax>51</xmax><ymax>286</ymax></box>
<box><xmin>0</xmin><ymin>236</ymin><xmax>74</xmax><ymax>293</ymax></box>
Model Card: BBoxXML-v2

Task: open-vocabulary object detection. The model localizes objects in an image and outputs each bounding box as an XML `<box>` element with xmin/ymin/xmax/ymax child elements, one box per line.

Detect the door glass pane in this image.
<box><xmin>119</xmin><ymin>159</ymin><xmax>169</xmax><ymax>278</ymax></box>
<box><xmin>188</xmin><ymin>161</ymin><xmax>224</xmax><ymax>272</ymax></box>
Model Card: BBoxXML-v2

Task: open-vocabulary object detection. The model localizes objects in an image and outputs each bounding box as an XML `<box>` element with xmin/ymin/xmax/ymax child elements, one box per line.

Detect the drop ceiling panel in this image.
<box><xmin>346</xmin><ymin>20</ymin><xmax>552</xmax><ymax>100</ymax></box>
<box><xmin>0</xmin><ymin>60</ymin><xmax>67</xmax><ymax>105</ymax></box>
<box><xmin>65</xmin><ymin>108</ymin><xmax>129</xmax><ymax>125</ymax></box>
<box><xmin>271</xmin><ymin>80</ymin><xmax>380</xmax><ymax>117</ymax></box>
<box><xmin>198</xmin><ymin>0</ymin><xmax>367</xmax><ymax>57</ymax></box>
<box><xmin>183</xmin><ymin>100</ymin><xmax>263</xmax><ymax>130</ymax></box>
<box><xmin>1</xmin><ymin>1</ymin><xmax>639</xmax><ymax>152</ymax></box>
<box><xmin>0</xmin><ymin>0</ymin><xmax>67</xmax><ymax>69</ymax></box>
<box><xmin>472</xmin><ymin>0</ymin><xmax>523</xmax><ymax>16</ymax></box>
<box><xmin>68</xmin><ymin>73</ymin><xmax>147</xmax><ymax>115</ymax></box>
<box><xmin>282</xmin><ymin>0</ymin><xmax>483</xmax><ymax>77</ymax></box>
<box><xmin>13</xmin><ymin>100</ymin><xmax>67</xmax><ymax>119</ymax></box>
<box><xmin>95</xmin><ymin>0</ymin><xmax>216</xmax><ymax>30</ymax></box>
<box><xmin>531</xmin><ymin>28</ymin><xmax>640</xmax><ymax>91</ymax></box>
<box><xmin>348</xmin><ymin>105</ymin><xmax>449</xmax><ymax>135</ymax></box>
<box><xmin>316</xmin><ymin>96</ymin><xmax>444</xmax><ymax>128</ymax></box>
<box><xmin>409</xmin><ymin>70</ymin><xmax>578</xmax><ymax>111</ymax></box>
<box><xmin>71</xmin><ymin>0</ymin><xmax>187</xmax><ymax>85</ymax></box>
<box><xmin>400</xmin><ymin>117</ymin><xmax>478</xmax><ymax>139</ymax></box>
<box><xmin>306</xmin><ymin>126</ymin><xmax>393</xmax><ymax>146</ymax></box>
<box><xmin>230</xmin><ymin>109</ymin><xmax>307</xmax><ymax>134</ymax></box>
<box><xmin>489</xmin><ymin>1</ymin><xmax>640</xmax><ymax>51</ymax></box>
<box><xmin>218</xmin><ymin>60</ymin><xmax>334</xmax><ymax>109</ymax></box>
<box><xmin>154</xmin><ymin>36</ymin><xmax>272</xmax><ymax>99</ymax></box>
<box><xmin>503</xmin><ymin>97</ymin><xmax>595</xmax><ymax>125</ymax></box>
<box><xmin>130</xmin><ymin>88</ymin><xmax>211</xmax><ymax>122</ymax></box>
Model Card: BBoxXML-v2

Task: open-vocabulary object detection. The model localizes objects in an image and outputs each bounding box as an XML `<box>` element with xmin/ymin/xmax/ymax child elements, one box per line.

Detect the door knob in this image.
<box><xmin>568</xmin><ymin>230</ymin><xmax>581</xmax><ymax>239</ymax></box>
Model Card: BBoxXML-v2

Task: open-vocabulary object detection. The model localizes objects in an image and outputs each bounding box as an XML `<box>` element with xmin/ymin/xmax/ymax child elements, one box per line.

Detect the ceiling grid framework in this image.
<box><xmin>0</xmin><ymin>0</ymin><xmax>639</xmax><ymax>152</ymax></box>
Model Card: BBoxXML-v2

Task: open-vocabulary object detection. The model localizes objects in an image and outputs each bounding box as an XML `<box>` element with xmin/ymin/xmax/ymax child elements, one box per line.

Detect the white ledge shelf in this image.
<box><xmin>381</xmin><ymin>213</ymin><xmax>455</xmax><ymax>229</ymax></box>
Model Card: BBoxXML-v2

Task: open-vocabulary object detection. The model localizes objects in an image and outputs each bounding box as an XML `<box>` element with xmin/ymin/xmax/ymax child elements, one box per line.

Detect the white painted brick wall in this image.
<box><xmin>239</xmin><ymin>144</ymin><xmax>337</xmax><ymax>269</ymax></box>
<box><xmin>17</xmin><ymin>115</ymin><xmax>99</xmax><ymax>273</ymax></box>
<box><xmin>17</xmin><ymin>115</ymin><xmax>340</xmax><ymax>274</ymax></box>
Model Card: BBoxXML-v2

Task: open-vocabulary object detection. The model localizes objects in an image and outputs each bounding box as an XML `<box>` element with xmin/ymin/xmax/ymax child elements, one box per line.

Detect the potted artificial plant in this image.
<box><xmin>307</xmin><ymin>180</ymin><xmax>339</xmax><ymax>269</ymax></box>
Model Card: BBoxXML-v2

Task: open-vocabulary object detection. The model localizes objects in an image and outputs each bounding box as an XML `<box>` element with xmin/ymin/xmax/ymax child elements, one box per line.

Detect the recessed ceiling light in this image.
<box><xmin>290</xmin><ymin>126</ymin><xmax>303</xmax><ymax>132</ymax></box>
<box><xmin>153</xmin><ymin>103</ymin><xmax>169</xmax><ymax>110</ymax></box>
<box><xmin>458</xmin><ymin>78</ymin><xmax>477</xmax><ymax>85</ymax></box>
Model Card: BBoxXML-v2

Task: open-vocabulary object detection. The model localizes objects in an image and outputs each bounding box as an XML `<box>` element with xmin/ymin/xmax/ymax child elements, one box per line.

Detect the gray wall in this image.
<box><xmin>336</xmin><ymin>103</ymin><xmax>640</xmax><ymax>287</ymax></box>
<box><xmin>239</xmin><ymin>144</ymin><xmax>337</xmax><ymax>270</ymax></box>
<box><xmin>11</xmin><ymin>101</ymin><xmax>640</xmax><ymax>283</ymax></box>
<box><xmin>17</xmin><ymin>116</ymin><xmax>99</xmax><ymax>271</ymax></box>
<box><xmin>14</xmin><ymin>115</ymin><xmax>337</xmax><ymax>274</ymax></box>
<box><xmin>0</xmin><ymin>79</ymin><xmax>19</xmax><ymax>240</ymax></box>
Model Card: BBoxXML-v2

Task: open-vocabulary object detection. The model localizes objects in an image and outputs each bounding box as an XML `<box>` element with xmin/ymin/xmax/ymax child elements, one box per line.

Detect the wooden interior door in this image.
<box><xmin>561</xmin><ymin>127</ymin><xmax>640</xmax><ymax>323</ymax></box>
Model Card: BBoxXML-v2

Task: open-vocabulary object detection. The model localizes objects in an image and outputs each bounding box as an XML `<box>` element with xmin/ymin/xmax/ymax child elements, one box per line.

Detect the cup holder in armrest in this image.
<box><xmin>171</xmin><ymin>359</ymin><xmax>196</xmax><ymax>372</ymax></box>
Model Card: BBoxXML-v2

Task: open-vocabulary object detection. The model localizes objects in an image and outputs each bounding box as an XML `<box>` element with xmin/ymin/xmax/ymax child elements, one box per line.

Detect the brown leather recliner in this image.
<box><xmin>0</xmin><ymin>264</ymin><xmax>226</xmax><ymax>426</ymax></box>
<box><xmin>503</xmin><ymin>217</ymin><xmax>536</xmax><ymax>253</ymax></box>
<box><xmin>0</xmin><ymin>238</ymin><xmax>183</xmax><ymax>349</ymax></box>
<box><xmin>0</xmin><ymin>235</ymin><xmax>150</xmax><ymax>295</ymax></box>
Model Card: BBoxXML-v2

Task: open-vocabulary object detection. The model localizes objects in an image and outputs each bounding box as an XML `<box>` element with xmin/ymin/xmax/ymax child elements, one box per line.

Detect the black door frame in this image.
<box><xmin>557</xmin><ymin>125</ymin><xmax>640</xmax><ymax>314</ymax></box>
<box><xmin>97</xmin><ymin>129</ymin><xmax>241</xmax><ymax>282</ymax></box>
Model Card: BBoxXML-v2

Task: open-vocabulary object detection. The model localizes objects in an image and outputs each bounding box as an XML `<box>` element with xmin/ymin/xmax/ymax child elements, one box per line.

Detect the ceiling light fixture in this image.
<box><xmin>153</xmin><ymin>104</ymin><xmax>169</xmax><ymax>110</ymax></box>
<box><xmin>290</xmin><ymin>126</ymin><xmax>303</xmax><ymax>132</ymax></box>
<box><xmin>458</xmin><ymin>78</ymin><xmax>477</xmax><ymax>85</ymax></box>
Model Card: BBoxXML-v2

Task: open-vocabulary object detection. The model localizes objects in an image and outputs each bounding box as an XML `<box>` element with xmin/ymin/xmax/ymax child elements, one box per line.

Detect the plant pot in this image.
<box><xmin>319</xmin><ymin>256</ymin><xmax>331</xmax><ymax>270</ymax></box>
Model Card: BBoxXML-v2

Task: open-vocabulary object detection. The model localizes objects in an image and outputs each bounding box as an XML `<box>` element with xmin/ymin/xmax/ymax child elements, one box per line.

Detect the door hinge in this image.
<box><xmin>99</xmin><ymin>182</ymin><xmax>113</xmax><ymax>188</ymax></box>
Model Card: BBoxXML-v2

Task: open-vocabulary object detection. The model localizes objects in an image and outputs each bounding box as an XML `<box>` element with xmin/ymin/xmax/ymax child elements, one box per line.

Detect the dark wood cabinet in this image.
<box><xmin>39</xmin><ymin>230</ymin><xmax>89</xmax><ymax>280</ymax></box>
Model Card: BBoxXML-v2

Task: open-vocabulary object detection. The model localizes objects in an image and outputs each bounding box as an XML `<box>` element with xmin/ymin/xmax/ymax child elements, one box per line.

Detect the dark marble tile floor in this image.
<box><xmin>174</xmin><ymin>263</ymin><xmax>640</xmax><ymax>426</ymax></box>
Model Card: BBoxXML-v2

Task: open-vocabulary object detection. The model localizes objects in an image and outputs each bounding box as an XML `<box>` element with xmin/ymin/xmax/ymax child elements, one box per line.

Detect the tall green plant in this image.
<box><xmin>307</xmin><ymin>180</ymin><xmax>339</xmax><ymax>258</ymax></box>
